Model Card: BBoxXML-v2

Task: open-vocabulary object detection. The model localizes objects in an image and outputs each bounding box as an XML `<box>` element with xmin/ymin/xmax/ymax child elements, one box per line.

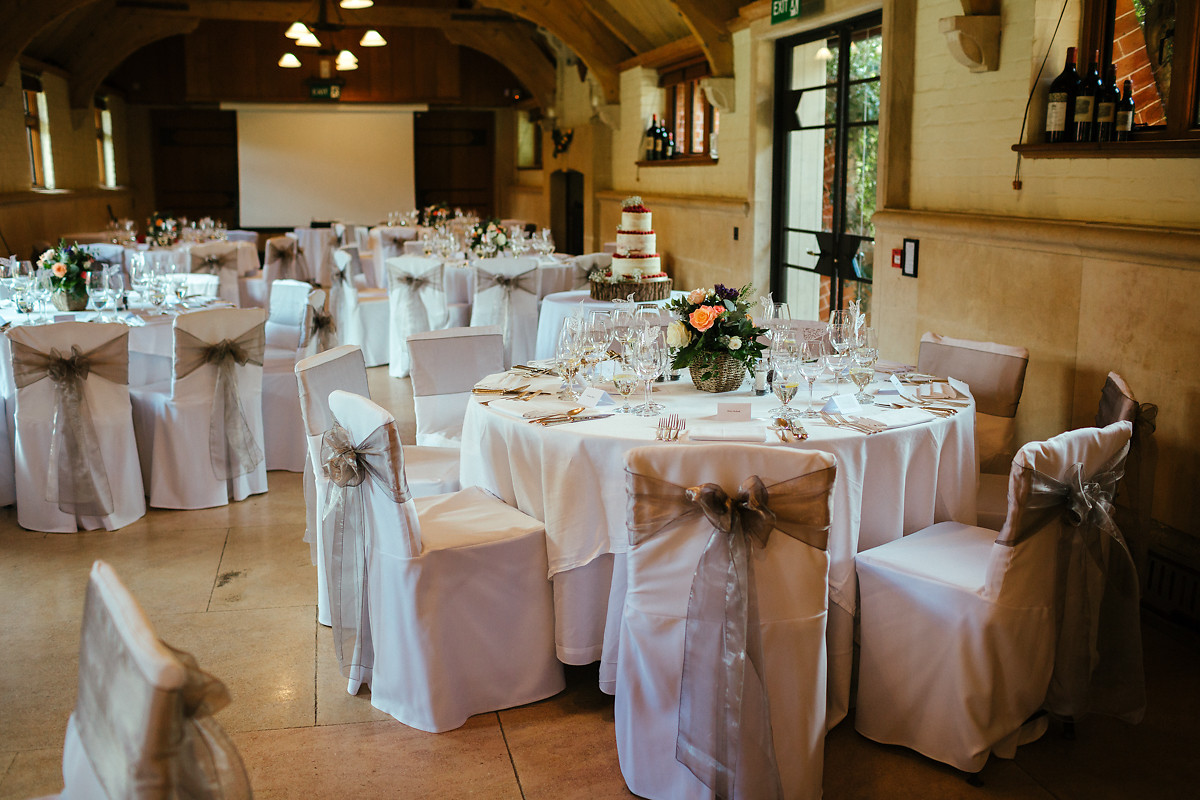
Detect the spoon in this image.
<box><xmin>533</xmin><ymin>407</ymin><xmax>586</xmax><ymax>424</ymax></box>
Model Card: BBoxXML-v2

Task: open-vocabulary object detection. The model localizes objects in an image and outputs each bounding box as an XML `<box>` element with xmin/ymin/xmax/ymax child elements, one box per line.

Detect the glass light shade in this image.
<box><xmin>335</xmin><ymin>50</ymin><xmax>359</xmax><ymax>70</ymax></box>
<box><xmin>815</xmin><ymin>45</ymin><xmax>834</xmax><ymax>62</ymax></box>
<box><xmin>335</xmin><ymin>60</ymin><xmax>359</xmax><ymax>71</ymax></box>
<box><xmin>340</xmin><ymin>0</ymin><xmax>373</xmax><ymax>8</ymax></box>
<box><xmin>359</xmin><ymin>29</ymin><xmax>387</xmax><ymax>47</ymax></box>
<box><xmin>296</xmin><ymin>30</ymin><xmax>322</xmax><ymax>47</ymax></box>
<box><xmin>284</xmin><ymin>22</ymin><xmax>308</xmax><ymax>39</ymax></box>
<box><xmin>278</xmin><ymin>52</ymin><xmax>302</xmax><ymax>68</ymax></box>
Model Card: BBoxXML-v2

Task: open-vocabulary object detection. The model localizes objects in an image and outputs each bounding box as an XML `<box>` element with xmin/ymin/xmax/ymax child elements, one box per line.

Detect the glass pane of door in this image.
<box><xmin>771</xmin><ymin>13</ymin><xmax>882</xmax><ymax>322</ymax></box>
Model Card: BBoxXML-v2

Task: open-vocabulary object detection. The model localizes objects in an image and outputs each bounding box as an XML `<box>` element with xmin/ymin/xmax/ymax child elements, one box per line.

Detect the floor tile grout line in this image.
<box><xmin>496</xmin><ymin>712</ymin><xmax>526</xmax><ymax>800</ymax></box>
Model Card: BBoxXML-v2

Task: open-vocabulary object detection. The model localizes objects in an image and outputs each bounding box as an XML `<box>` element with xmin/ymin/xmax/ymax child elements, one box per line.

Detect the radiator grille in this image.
<box><xmin>1143</xmin><ymin>549</ymin><xmax>1200</xmax><ymax>630</ymax></box>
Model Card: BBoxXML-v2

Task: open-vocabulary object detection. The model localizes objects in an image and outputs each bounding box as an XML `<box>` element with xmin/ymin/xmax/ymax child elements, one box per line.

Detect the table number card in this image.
<box><xmin>822</xmin><ymin>394</ymin><xmax>862</xmax><ymax>415</ymax></box>
<box><xmin>716</xmin><ymin>402</ymin><xmax>753</xmax><ymax>421</ymax></box>
<box><xmin>577</xmin><ymin>386</ymin><xmax>616</xmax><ymax>409</ymax></box>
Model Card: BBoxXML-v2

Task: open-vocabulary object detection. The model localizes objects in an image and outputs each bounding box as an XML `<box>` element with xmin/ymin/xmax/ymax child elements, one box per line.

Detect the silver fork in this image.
<box><xmin>668</xmin><ymin>414</ymin><xmax>685</xmax><ymax>441</ymax></box>
<box><xmin>655</xmin><ymin>417</ymin><xmax>668</xmax><ymax>441</ymax></box>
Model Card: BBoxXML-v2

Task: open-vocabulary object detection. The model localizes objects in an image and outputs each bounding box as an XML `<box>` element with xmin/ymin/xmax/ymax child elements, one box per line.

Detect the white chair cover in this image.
<box><xmin>261</xmin><ymin>236</ymin><xmax>311</xmax><ymax>300</ymax></box>
<box><xmin>78</xmin><ymin>243</ymin><xmax>125</xmax><ymax>280</ymax></box>
<box><xmin>499</xmin><ymin>218</ymin><xmax>528</xmax><ymax>232</ymax></box>
<box><xmin>323</xmin><ymin>390</ymin><xmax>563</xmax><ymax>731</ymax></box>
<box><xmin>385</xmin><ymin>256</ymin><xmax>448</xmax><ymax>379</ymax></box>
<box><xmin>469</xmin><ymin>257</ymin><xmax>539</xmax><ymax>367</ymax></box>
<box><xmin>261</xmin><ymin>280</ymin><xmax>315</xmax><ymax>473</ymax></box>
<box><xmin>855</xmin><ymin>421</ymin><xmax>1139</xmax><ymax>773</ymax></box>
<box><xmin>402</xmin><ymin>240</ymin><xmax>426</xmax><ymax>256</ymax></box>
<box><xmin>61</xmin><ymin>561</ymin><xmax>251</xmax><ymax>799</ymax></box>
<box><xmin>7</xmin><ymin>323</ymin><xmax>146</xmax><ymax>532</ymax></box>
<box><xmin>331</xmin><ymin>248</ymin><xmax>390</xmax><ymax>367</ymax></box>
<box><xmin>369</xmin><ymin>226</ymin><xmax>417</xmax><ymax>288</ymax></box>
<box><xmin>184</xmin><ymin>273</ymin><xmax>221</xmax><ymax>300</ymax></box>
<box><xmin>615</xmin><ymin>444</ymin><xmax>836</xmax><ymax>800</ymax></box>
<box><xmin>569</xmin><ymin>253</ymin><xmax>613</xmax><ymax>290</ymax></box>
<box><xmin>295</xmin><ymin>346</ymin><xmax>459</xmax><ymax>626</ymax></box>
<box><xmin>130</xmin><ymin>308</ymin><xmax>269</xmax><ymax>509</ymax></box>
<box><xmin>407</xmin><ymin>326</ymin><xmax>504</xmax><ymax>447</ymax></box>
<box><xmin>225</xmin><ymin>229</ymin><xmax>257</xmax><ymax>244</ymax></box>
<box><xmin>918</xmin><ymin>331</ymin><xmax>1029</xmax><ymax>473</ymax></box>
<box><xmin>188</xmin><ymin>242</ymin><xmax>242</xmax><ymax>305</ymax></box>
<box><xmin>293</xmin><ymin>227</ymin><xmax>337</xmax><ymax>285</ymax></box>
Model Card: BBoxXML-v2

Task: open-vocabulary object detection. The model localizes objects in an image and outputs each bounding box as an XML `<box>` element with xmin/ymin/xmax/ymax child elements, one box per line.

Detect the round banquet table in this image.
<box><xmin>533</xmin><ymin>289</ymin><xmax>684</xmax><ymax>361</ymax></box>
<box><xmin>459</xmin><ymin>373</ymin><xmax>978</xmax><ymax>728</ymax></box>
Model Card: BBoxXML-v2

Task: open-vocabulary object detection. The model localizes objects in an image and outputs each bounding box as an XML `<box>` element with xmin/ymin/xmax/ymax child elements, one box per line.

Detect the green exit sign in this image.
<box><xmin>772</xmin><ymin>0</ymin><xmax>823</xmax><ymax>24</ymax></box>
<box><xmin>307</xmin><ymin>79</ymin><xmax>343</xmax><ymax>101</ymax></box>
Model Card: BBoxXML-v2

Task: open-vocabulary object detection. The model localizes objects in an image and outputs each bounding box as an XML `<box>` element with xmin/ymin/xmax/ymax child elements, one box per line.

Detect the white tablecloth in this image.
<box><xmin>459</xmin><ymin>374</ymin><xmax>978</xmax><ymax>725</ymax></box>
<box><xmin>534</xmin><ymin>290</ymin><xmax>684</xmax><ymax>360</ymax></box>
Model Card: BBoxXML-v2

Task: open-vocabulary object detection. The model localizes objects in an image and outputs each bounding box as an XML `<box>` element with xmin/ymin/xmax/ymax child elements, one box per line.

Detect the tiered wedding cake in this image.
<box><xmin>589</xmin><ymin>197</ymin><xmax>672</xmax><ymax>301</ymax></box>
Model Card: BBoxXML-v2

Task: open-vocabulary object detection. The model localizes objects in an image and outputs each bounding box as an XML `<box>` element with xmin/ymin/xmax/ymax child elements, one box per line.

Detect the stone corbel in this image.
<box><xmin>593</xmin><ymin>103</ymin><xmax>621</xmax><ymax>130</ymax></box>
<box><xmin>700</xmin><ymin>76</ymin><xmax>735</xmax><ymax>114</ymax></box>
<box><xmin>939</xmin><ymin>0</ymin><xmax>1001</xmax><ymax>73</ymax></box>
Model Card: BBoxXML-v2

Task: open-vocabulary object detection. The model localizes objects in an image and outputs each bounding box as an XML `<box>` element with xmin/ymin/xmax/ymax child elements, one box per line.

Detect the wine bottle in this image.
<box><xmin>1073</xmin><ymin>50</ymin><xmax>1101</xmax><ymax>143</ymax></box>
<box><xmin>1045</xmin><ymin>47</ymin><xmax>1078</xmax><ymax>143</ymax></box>
<box><xmin>653</xmin><ymin>117</ymin><xmax>665</xmax><ymax>160</ymax></box>
<box><xmin>1096</xmin><ymin>65</ymin><xmax>1119</xmax><ymax>142</ymax></box>
<box><xmin>665</xmin><ymin>131</ymin><xmax>675</xmax><ymax>159</ymax></box>
<box><xmin>1116</xmin><ymin>79</ymin><xmax>1135</xmax><ymax>141</ymax></box>
<box><xmin>644</xmin><ymin>115</ymin><xmax>658</xmax><ymax>161</ymax></box>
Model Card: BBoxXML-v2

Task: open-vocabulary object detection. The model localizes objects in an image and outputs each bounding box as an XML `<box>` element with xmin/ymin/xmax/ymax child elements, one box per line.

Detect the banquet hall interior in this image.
<box><xmin>0</xmin><ymin>0</ymin><xmax>1198</xmax><ymax>797</ymax></box>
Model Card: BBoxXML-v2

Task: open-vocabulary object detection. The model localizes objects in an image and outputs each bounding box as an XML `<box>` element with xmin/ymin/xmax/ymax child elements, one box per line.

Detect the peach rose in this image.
<box><xmin>688</xmin><ymin>288</ymin><xmax>708</xmax><ymax>304</ymax></box>
<box><xmin>51</xmin><ymin>263</ymin><xmax>68</xmax><ymax>278</ymax></box>
<box><xmin>688</xmin><ymin>305</ymin><xmax>724</xmax><ymax>332</ymax></box>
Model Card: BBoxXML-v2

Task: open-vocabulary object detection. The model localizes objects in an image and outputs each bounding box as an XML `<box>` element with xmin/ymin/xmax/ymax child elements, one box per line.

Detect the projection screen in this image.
<box><xmin>226</xmin><ymin>103</ymin><xmax>424</xmax><ymax>229</ymax></box>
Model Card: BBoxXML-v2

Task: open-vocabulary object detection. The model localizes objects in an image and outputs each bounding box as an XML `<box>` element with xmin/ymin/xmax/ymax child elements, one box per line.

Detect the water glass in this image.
<box><xmin>798</xmin><ymin>339</ymin><xmax>825</xmax><ymax>419</ymax></box>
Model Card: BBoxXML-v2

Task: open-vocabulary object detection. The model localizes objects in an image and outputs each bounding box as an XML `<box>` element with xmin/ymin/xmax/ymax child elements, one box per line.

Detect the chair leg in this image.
<box><xmin>1061</xmin><ymin>716</ymin><xmax>1076</xmax><ymax>741</ymax></box>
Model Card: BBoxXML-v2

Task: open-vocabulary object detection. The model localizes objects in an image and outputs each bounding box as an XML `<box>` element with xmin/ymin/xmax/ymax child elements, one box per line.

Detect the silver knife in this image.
<box><xmin>540</xmin><ymin>413</ymin><xmax>615</xmax><ymax>426</ymax></box>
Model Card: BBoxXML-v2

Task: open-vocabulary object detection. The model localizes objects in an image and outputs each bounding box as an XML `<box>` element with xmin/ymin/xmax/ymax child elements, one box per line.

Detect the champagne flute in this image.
<box><xmin>798</xmin><ymin>338</ymin><xmax>825</xmax><ymax>419</ymax></box>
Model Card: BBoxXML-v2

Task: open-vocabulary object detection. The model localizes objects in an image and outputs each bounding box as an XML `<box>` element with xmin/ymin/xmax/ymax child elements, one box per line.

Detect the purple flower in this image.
<box><xmin>713</xmin><ymin>284</ymin><xmax>739</xmax><ymax>302</ymax></box>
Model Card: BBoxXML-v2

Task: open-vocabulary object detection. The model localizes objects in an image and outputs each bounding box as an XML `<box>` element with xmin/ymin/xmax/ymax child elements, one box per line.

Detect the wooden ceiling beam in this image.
<box><xmin>442</xmin><ymin>23</ymin><xmax>556</xmax><ymax>109</ymax></box>
<box><xmin>0</xmin><ymin>0</ymin><xmax>103</xmax><ymax>85</ymax></box>
<box><xmin>663</xmin><ymin>0</ymin><xmax>740</xmax><ymax>76</ymax></box>
<box><xmin>582</xmin><ymin>0</ymin><xmax>655</xmax><ymax>54</ymax></box>
<box><xmin>65</xmin><ymin>10</ymin><xmax>198</xmax><ymax>115</ymax></box>
<box><xmin>477</xmin><ymin>0</ymin><xmax>631</xmax><ymax>104</ymax></box>
<box><xmin>149</xmin><ymin>1</ymin><xmax>517</xmax><ymax>28</ymax></box>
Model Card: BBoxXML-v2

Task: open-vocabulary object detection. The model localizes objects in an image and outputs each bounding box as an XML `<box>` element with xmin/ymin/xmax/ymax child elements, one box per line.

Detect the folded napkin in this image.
<box><xmin>488</xmin><ymin>397</ymin><xmax>579</xmax><ymax>421</ymax></box>
<box><xmin>874</xmin><ymin>359</ymin><xmax>915</xmax><ymax>375</ymax></box>
<box><xmin>862</xmin><ymin>407</ymin><xmax>933</xmax><ymax>429</ymax></box>
<box><xmin>917</xmin><ymin>382</ymin><xmax>959</xmax><ymax>401</ymax></box>
<box><xmin>686</xmin><ymin>420</ymin><xmax>767</xmax><ymax>443</ymax></box>
<box><xmin>474</xmin><ymin>370</ymin><xmax>561</xmax><ymax>393</ymax></box>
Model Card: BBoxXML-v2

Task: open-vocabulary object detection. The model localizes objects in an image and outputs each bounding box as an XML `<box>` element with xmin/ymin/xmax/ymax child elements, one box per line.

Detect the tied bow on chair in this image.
<box><xmin>303</xmin><ymin>306</ymin><xmax>337</xmax><ymax>353</ymax></box>
<box><xmin>477</xmin><ymin>268</ymin><xmax>536</xmax><ymax>350</ymax></box>
<box><xmin>191</xmin><ymin>252</ymin><xmax>234</xmax><ymax>274</ymax></box>
<box><xmin>268</xmin><ymin>242</ymin><xmax>301</xmax><ymax>281</ymax></box>
<box><xmin>10</xmin><ymin>336</ymin><xmax>129</xmax><ymax>517</ymax></box>
<box><xmin>1000</xmin><ymin>443</ymin><xmax>1145</xmax><ymax>723</ymax></box>
<box><xmin>628</xmin><ymin>467</ymin><xmax>835</xmax><ymax>800</ymax></box>
<box><xmin>175</xmin><ymin>325</ymin><xmax>266</xmax><ymax>481</ymax></box>
<box><xmin>320</xmin><ymin>419</ymin><xmax>411</xmax><ymax>679</ymax></box>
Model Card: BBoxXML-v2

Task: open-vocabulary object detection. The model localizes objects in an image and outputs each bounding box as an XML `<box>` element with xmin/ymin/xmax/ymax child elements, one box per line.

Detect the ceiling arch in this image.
<box><xmin>0</xmin><ymin>0</ymin><xmax>102</xmax><ymax>84</ymax></box>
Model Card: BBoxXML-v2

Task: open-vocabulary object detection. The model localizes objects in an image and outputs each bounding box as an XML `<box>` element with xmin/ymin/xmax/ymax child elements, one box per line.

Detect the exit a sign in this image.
<box><xmin>772</xmin><ymin>0</ymin><xmax>823</xmax><ymax>24</ymax></box>
<box><xmin>307</xmin><ymin>80</ymin><xmax>344</xmax><ymax>101</ymax></box>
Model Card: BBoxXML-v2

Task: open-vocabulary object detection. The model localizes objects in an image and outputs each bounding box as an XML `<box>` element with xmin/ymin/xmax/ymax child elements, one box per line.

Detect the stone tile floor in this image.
<box><xmin>0</xmin><ymin>369</ymin><xmax>1196</xmax><ymax>798</ymax></box>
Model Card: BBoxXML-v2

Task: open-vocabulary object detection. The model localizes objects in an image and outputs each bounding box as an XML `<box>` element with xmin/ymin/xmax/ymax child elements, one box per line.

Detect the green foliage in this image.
<box><xmin>665</xmin><ymin>283</ymin><xmax>768</xmax><ymax>379</ymax></box>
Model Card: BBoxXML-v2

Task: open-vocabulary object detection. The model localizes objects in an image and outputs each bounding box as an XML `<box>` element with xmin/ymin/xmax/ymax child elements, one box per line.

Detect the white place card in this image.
<box><xmin>716</xmin><ymin>402</ymin><xmax>752</xmax><ymax>421</ymax></box>
<box><xmin>577</xmin><ymin>386</ymin><xmax>615</xmax><ymax>409</ymax></box>
<box><xmin>948</xmin><ymin>376</ymin><xmax>971</xmax><ymax>398</ymax></box>
<box><xmin>890</xmin><ymin>373</ymin><xmax>918</xmax><ymax>402</ymax></box>
<box><xmin>822</xmin><ymin>394</ymin><xmax>862</xmax><ymax>415</ymax></box>
<box><xmin>54</xmin><ymin>314</ymin><xmax>75</xmax><ymax>323</ymax></box>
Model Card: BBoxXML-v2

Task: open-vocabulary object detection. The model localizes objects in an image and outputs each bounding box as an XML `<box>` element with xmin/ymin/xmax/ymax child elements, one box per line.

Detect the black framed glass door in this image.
<box><xmin>770</xmin><ymin>12</ymin><xmax>882</xmax><ymax>321</ymax></box>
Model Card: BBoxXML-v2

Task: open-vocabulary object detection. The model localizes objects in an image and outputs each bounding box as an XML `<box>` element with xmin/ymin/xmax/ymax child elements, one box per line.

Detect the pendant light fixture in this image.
<box><xmin>278</xmin><ymin>53</ymin><xmax>302</xmax><ymax>68</ymax></box>
<box><xmin>278</xmin><ymin>0</ymin><xmax>383</xmax><ymax>69</ymax></box>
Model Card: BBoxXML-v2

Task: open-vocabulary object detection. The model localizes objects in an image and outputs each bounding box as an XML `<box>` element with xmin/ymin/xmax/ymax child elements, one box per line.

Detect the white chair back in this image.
<box><xmin>225</xmin><ymin>229</ymin><xmax>257</xmax><ymax>244</ymax></box>
<box><xmin>568</xmin><ymin>252</ymin><xmax>612</xmax><ymax>289</ymax></box>
<box><xmin>372</xmin><ymin>225</ymin><xmax>416</xmax><ymax>264</ymax></box>
<box><xmin>293</xmin><ymin>227</ymin><xmax>337</xmax><ymax>284</ymax></box>
<box><xmin>266</xmin><ymin>278</ymin><xmax>314</xmax><ymax>351</ymax></box>
<box><xmin>407</xmin><ymin>326</ymin><xmax>504</xmax><ymax>447</ymax></box>
<box><xmin>79</xmin><ymin>243</ymin><xmax>125</xmax><ymax>276</ymax></box>
<box><xmin>918</xmin><ymin>331</ymin><xmax>1029</xmax><ymax>472</ymax></box>
<box><xmin>66</xmin><ymin>561</ymin><xmax>251</xmax><ymax>799</ymax></box>
<box><xmin>184</xmin><ymin>272</ymin><xmax>221</xmax><ymax>299</ymax></box>
<box><xmin>188</xmin><ymin>242</ymin><xmax>241</xmax><ymax>304</ymax></box>
<box><xmin>386</xmin><ymin>255</ymin><xmax>447</xmax><ymax>378</ymax></box>
<box><xmin>617</xmin><ymin>444</ymin><xmax>836</xmax><ymax>800</ymax></box>
<box><xmin>470</xmin><ymin>256</ymin><xmax>539</xmax><ymax>366</ymax></box>
<box><xmin>265</xmin><ymin>236</ymin><xmax>309</xmax><ymax>288</ymax></box>
<box><xmin>171</xmin><ymin>308</ymin><xmax>265</xmax><ymax>400</ymax></box>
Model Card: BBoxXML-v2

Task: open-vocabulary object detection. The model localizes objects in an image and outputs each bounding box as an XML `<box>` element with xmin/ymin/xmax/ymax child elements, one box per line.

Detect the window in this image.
<box><xmin>658</xmin><ymin>59</ymin><xmax>718</xmax><ymax>161</ymax></box>
<box><xmin>516</xmin><ymin>109</ymin><xmax>543</xmax><ymax>169</ymax></box>
<box><xmin>1080</xmin><ymin>0</ymin><xmax>1199</xmax><ymax>139</ymax></box>
<box><xmin>21</xmin><ymin>73</ymin><xmax>54</xmax><ymax>189</ymax></box>
<box><xmin>95</xmin><ymin>99</ymin><xmax>116</xmax><ymax>187</ymax></box>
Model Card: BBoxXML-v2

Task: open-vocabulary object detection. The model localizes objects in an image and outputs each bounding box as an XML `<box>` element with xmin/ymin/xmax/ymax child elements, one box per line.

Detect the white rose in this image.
<box><xmin>728</xmin><ymin>336</ymin><xmax>742</xmax><ymax>350</ymax></box>
<box><xmin>37</xmin><ymin>250</ymin><xmax>53</xmax><ymax>267</ymax></box>
<box><xmin>666</xmin><ymin>320</ymin><xmax>691</xmax><ymax>348</ymax></box>
<box><xmin>496</xmin><ymin>233</ymin><xmax>507</xmax><ymax>245</ymax></box>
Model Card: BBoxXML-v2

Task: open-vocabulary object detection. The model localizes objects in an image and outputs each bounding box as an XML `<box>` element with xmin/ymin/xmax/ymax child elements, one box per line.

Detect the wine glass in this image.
<box><xmin>823</xmin><ymin>347</ymin><xmax>851</xmax><ymax>396</ymax></box>
<box><xmin>634</xmin><ymin>305</ymin><xmax>661</xmax><ymax>332</ymax></box>
<box><xmin>556</xmin><ymin>323</ymin><xmax>584</xmax><ymax>400</ymax></box>
<box><xmin>32</xmin><ymin>269</ymin><xmax>54</xmax><ymax>321</ymax></box>
<box><xmin>763</xmin><ymin>301</ymin><xmax>792</xmax><ymax>347</ymax></box>
<box><xmin>828</xmin><ymin>312</ymin><xmax>851</xmax><ymax>356</ymax></box>
<box><xmin>611</xmin><ymin>360</ymin><xmax>640</xmax><ymax>414</ymax></box>
<box><xmin>630</xmin><ymin>327</ymin><xmax>667</xmax><ymax>416</ymax></box>
<box><xmin>12</xmin><ymin>261</ymin><xmax>34</xmax><ymax>315</ymax></box>
<box><xmin>89</xmin><ymin>270</ymin><xmax>113</xmax><ymax>319</ymax></box>
<box><xmin>539</xmin><ymin>230</ymin><xmax>555</xmax><ymax>258</ymax></box>
<box><xmin>769</xmin><ymin>357</ymin><xmax>801</xmax><ymax>419</ymax></box>
<box><xmin>849</xmin><ymin>346</ymin><xmax>879</xmax><ymax>404</ymax></box>
<box><xmin>797</xmin><ymin>338</ymin><xmax>826</xmax><ymax>419</ymax></box>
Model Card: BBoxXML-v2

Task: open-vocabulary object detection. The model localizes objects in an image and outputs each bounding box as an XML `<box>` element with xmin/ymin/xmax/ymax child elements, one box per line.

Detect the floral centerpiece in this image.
<box><xmin>468</xmin><ymin>219</ymin><xmax>510</xmax><ymax>257</ymax></box>
<box><xmin>37</xmin><ymin>240</ymin><xmax>95</xmax><ymax>311</ymax></box>
<box><xmin>665</xmin><ymin>283</ymin><xmax>768</xmax><ymax>392</ymax></box>
<box><xmin>146</xmin><ymin>212</ymin><xmax>177</xmax><ymax>246</ymax></box>
<box><xmin>418</xmin><ymin>202</ymin><xmax>451</xmax><ymax>228</ymax></box>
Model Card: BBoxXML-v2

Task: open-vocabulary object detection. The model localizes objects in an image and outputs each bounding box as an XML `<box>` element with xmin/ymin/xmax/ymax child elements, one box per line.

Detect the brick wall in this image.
<box><xmin>1112</xmin><ymin>0</ymin><xmax>1166</xmax><ymax>126</ymax></box>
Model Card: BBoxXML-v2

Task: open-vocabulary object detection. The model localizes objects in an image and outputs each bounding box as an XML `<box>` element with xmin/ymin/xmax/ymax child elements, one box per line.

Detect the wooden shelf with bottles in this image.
<box><xmin>635</xmin><ymin>155</ymin><xmax>719</xmax><ymax>168</ymax></box>
<box><xmin>1013</xmin><ymin>136</ymin><xmax>1200</xmax><ymax>159</ymax></box>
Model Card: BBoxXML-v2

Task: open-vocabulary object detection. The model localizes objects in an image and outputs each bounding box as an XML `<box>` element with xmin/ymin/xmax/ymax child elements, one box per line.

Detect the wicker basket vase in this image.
<box><xmin>689</xmin><ymin>353</ymin><xmax>747</xmax><ymax>393</ymax></box>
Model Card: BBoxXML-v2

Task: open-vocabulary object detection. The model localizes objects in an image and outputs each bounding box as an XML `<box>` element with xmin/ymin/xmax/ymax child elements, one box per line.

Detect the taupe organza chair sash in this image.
<box><xmin>301</xmin><ymin>305</ymin><xmax>337</xmax><ymax>353</ymax></box>
<box><xmin>477</xmin><ymin>267</ymin><xmax>536</xmax><ymax>348</ymax></box>
<box><xmin>391</xmin><ymin>262</ymin><xmax>444</xmax><ymax>332</ymax></box>
<box><xmin>998</xmin><ymin>442</ymin><xmax>1144</xmax><ymax>723</ymax></box>
<box><xmin>320</xmin><ymin>418</ymin><xmax>411</xmax><ymax>679</ymax></box>
<box><xmin>75</xmin><ymin>580</ymin><xmax>251</xmax><ymax>799</ymax></box>
<box><xmin>11</xmin><ymin>335</ymin><xmax>128</xmax><ymax>517</ymax></box>
<box><xmin>175</xmin><ymin>324</ymin><xmax>266</xmax><ymax>481</ymax></box>
<box><xmin>267</xmin><ymin>240</ymin><xmax>302</xmax><ymax>281</ymax></box>
<box><xmin>627</xmin><ymin>466</ymin><xmax>836</xmax><ymax>800</ymax></box>
<box><xmin>190</xmin><ymin>251</ymin><xmax>237</xmax><ymax>274</ymax></box>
